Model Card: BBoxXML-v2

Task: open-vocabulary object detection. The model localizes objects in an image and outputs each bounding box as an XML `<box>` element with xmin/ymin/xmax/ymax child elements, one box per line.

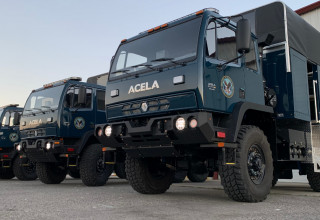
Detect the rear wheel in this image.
<box><xmin>114</xmin><ymin>162</ymin><xmax>127</xmax><ymax>179</ymax></box>
<box><xmin>0</xmin><ymin>167</ymin><xmax>14</xmax><ymax>179</ymax></box>
<box><xmin>36</xmin><ymin>162</ymin><xmax>67</xmax><ymax>184</ymax></box>
<box><xmin>306</xmin><ymin>164</ymin><xmax>320</xmax><ymax>192</ymax></box>
<box><xmin>12</xmin><ymin>155</ymin><xmax>37</xmax><ymax>181</ymax></box>
<box><xmin>220</xmin><ymin>126</ymin><xmax>273</xmax><ymax>202</ymax></box>
<box><xmin>173</xmin><ymin>170</ymin><xmax>187</xmax><ymax>183</ymax></box>
<box><xmin>68</xmin><ymin>168</ymin><xmax>80</xmax><ymax>179</ymax></box>
<box><xmin>80</xmin><ymin>144</ymin><xmax>113</xmax><ymax>186</ymax></box>
<box><xmin>125</xmin><ymin>156</ymin><xmax>174</xmax><ymax>194</ymax></box>
<box><xmin>187</xmin><ymin>161</ymin><xmax>208</xmax><ymax>182</ymax></box>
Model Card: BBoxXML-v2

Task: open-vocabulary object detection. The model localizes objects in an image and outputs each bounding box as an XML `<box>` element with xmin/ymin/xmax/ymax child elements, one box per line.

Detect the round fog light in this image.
<box><xmin>105</xmin><ymin>126</ymin><xmax>112</xmax><ymax>137</ymax></box>
<box><xmin>189</xmin><ymin>118</ymin><xmax>198</xmax><ymax>128</ymax></box>
<box><xmin>175</xmin><ymin>117</ymin><xmax>186</xmax><ymax>131</ymax></box>
<box><xmin>97</xmin><ymin>128</ymin><xmax>103</xmax><ymax>137</ymax></box>
<box><xmin>46</xmin><ymin>142</ymin><xmax>52</xmax><ymax>150</ymax></box>
<box><xmin>16</xmin><ymin>144</ymin><xmax>21</xmax><ymax>151</ymax></box>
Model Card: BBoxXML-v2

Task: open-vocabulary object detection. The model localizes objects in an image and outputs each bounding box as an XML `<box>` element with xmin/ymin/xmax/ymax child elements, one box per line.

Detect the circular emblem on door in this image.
<box><xmin>74</xmin><ymin>117</ymin><xmax>85</xmax><ymax>129</ymax></box>
<box><xmin>141</xmin><ymin>102</ymin><xmax>148</xmax><ymax>112</ymax></box>
<box><xmin>221</xmin><ymin>76</ymin><xmax>234</xmax><ymax>98</ymax></box>
<box><xmin>9</xmin><ymin>133</ymin><xmax>19</xmax><ymax>142</ymax></box>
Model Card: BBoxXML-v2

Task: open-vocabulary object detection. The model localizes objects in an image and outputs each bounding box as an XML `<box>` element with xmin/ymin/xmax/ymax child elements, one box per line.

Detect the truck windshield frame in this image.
<box><xmin>109</xmin><ymin>17</ymin><xmax>202</xmax><ymax>80</ymax></box>
<box><xmin>23</xmin><ymin>85</ymin><xmax>65</xmax><ymax>115</ymax></box>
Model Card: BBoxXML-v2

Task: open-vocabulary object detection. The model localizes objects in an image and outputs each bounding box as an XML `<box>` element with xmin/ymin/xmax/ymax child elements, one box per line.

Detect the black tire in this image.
<box><xmin>36</xmin><ymin>162</ymin><xmax>67</xmax><ymax>184</ymax></box>
<box><xmin>0</xmin><ymin>168</ymin><xmax>14</xmax><ymax>179</ymax></box>
<box><xmin>306</xmin><ymin>164</ymin><xmax>320</xmax><ymax>192</ymax></box>
<box><xmin>220</xmin><ymin>125</ymin><xmax>273</xmax><ymax>202</ymax></box>
<box><xmin>114</xmin><ymin>162</ymin><xmax>127</xmax><ymax>179</ymax></box>
<box><xmin>187</xmin><ymin>161</ymin><xmax>208</xmax><ymax>182</ymax></box>
<box><xmin>68</xmin><ymin>168</ymin><xmax>80</xmax><ymax>179</ymax></box>
<box><xmin>125</xmin><ymin>156</ymin><xmax>174</xmax><ymax>194</ymax></box>
<box><xmin>173</xmin><ymin>170</ymin><xmax>187</xmax><ymax>183</ymax></box>
<box><xmin>80</xmin><ymin>144</ymin><xmax>113</xmax><ymax>186</ymax></box>
<box><xmin>12</xmin><ymin>156</ymin><xmax>37</xmax><ymax>181</ymax></box>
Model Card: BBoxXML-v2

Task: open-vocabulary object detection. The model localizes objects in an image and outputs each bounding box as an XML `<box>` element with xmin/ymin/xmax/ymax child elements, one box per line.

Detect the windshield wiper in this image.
<box><xmin>131</xmin><ymin>64</ymin><xmax>158</xmax><ymax>71</ymax></box>
<box><xmin>110</xmin><ymin>69</ymin><xmax>130</xmax><ymax>75</ymax></box>
<box><xmin>32</xmin><ymin>108</ymin><xmax>46</xmax><ymax>114</ymax></box>
<box><xmin>41</xmin><ymin>106</ymin><xmax>55</xmax><ymax>112</ymax></box>
<box><xmin>151</xmin><ymin>58</ymin><xmax>186</xmax><ymax>66</ymax></box>
<box><xmin>24</xmin><ymin>109</ymin><xmax>36</xmax><ymax>116</ymax></box>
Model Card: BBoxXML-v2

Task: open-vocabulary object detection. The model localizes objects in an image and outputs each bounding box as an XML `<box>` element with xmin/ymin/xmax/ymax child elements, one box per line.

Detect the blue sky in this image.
<box><xmin>0</xmin><ymin>0</ymin><xmax>316</xmax><ymax>107</ymax></box>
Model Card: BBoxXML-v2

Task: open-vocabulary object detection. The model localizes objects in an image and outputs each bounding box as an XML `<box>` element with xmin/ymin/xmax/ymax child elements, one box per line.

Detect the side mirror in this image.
<box><xmin>236</xmin><ymin>19</ymin><xmax>251</xmax><ymax>54</ymax></box>
<box><xmin>13</xmin><ymin>112</ymin><xmax>20</xmax><ymax>126</ymax></box>
<box><xmin>78</xmin><ymin>86</ymin><xmax>87</xmax><ymax>106</ymax></box>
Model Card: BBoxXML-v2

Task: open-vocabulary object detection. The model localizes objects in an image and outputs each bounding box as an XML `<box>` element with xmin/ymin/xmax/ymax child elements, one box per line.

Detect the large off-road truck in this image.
<box><xmin>95</xmin><ymin>2</ymin><xmax>320</xmax><ymax>202</ymax></box>
<box><xmin>0</xmin><ymin>104</ymin><xmax>37</xmax><ymax>180</ymax></box>
<box><xmin>17</xmin><ymin>75</ymin><xmax>126</xmax><ymax>185</ymax></box>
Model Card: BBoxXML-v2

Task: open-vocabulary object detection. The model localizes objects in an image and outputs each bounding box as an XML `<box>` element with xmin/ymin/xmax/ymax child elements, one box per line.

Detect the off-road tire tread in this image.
<box><xmin>219</xmin><ymin>125</ymin><xmax>273</xmax><ymax>202</ymax></box>
<box><xmin>114</xmin><ymin>163</ymin><xmax>127</xmax><ymax>179</ymax></box>
<box><xmin>12</xmin><ymin>156</ymin><xmax>37</xmax><ymax>181</ymax></box>
<box><xmin>80</xmin><ymin>144</ymin><xmax>113</xmax><ymax>186</ymax></box>
<box><xmin>306</xmin><ymin>164</ymin><xmax>320</xmax><ymax>192</ymax></box>
<box><xmin>36</xmin><ymin>162</ymin><xmax>67</xmax><ymax>184</ymax></box>
<box><xmin>125</xmin><ymin>156</ymin><xmax>173</xmax><ymax>194</ymax></box>
<box><xmin>0</xmin><ymin>168</ymin><xmax>15</xmax><ymax>179</ymax></box>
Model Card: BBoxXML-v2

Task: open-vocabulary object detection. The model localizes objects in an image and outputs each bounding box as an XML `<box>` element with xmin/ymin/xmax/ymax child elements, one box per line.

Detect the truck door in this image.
<box><xmin>203</xmin><ymin>20</ymin><xmax>245</xmax><ymax>112</ymax></box>
<box><xmin>0</xmin><ymin>111</ymin><xmax>19</xmax><ymax>148</ymax></box>
<box><xmin>63</xmin><ymin>85</ymin><xmax>94</xmax><ymax>138</ymax></box>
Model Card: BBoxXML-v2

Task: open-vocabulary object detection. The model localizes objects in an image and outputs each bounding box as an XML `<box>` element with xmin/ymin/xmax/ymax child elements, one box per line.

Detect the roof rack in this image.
<box><xmin>0</xmin><ymin>104</ymin><xmax>19</xmax><ymax>108</ymax></box>
<box><xmin>43</xmin><ymin>77</ymin><xmax>82</xmax><ymax>88</ymax></box>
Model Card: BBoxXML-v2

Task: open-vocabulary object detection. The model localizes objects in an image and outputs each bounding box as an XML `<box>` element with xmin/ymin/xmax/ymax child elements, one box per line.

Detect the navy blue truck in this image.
<box><xmin>96</xmin><ymin>2</ymin><xmax>320</xmax><ymax>202</ymax></box>
<box><xmin>0</xmin><ymin>104</ymin><xmax>37</xmax><ymax>180</ymax></box>
<box><xmin>17</xmin><ymin>75</ymin><xmax>126</xmax><ymax>185</ymax></box>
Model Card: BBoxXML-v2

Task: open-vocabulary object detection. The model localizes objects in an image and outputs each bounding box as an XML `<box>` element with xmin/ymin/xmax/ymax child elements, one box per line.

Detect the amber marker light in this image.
<box><xmin>148</xmin><ymin>28</ymin><xmax>154</xmax><ymax>33</ymax></box>
<box><xmin>161</xmin><ymin>23</ymin><xmax>168</xmax><ymax>28</ymax></box>
<box><xmin>102</xmin><ymin>147</ymin><xmax>107</xmax><ymax>152</ymax></box>
<box><xmin>196</xmin><ymin>10</ymin><xmax>204</xmax><ymax>15</ymax></box>
<box><xmin>218</xmin><ymin>142</ymin><xmax>225</xmax><ymax>147</ymax></box>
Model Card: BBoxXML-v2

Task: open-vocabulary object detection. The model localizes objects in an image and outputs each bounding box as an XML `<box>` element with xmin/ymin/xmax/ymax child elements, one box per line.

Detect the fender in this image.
<box><xmin>220</xmin><ymin>102</ymin><xmax>274</xmax><ymax>142</ymax></box>
<box><xmin>75</xmin><ymin>130</ymin><xmax>100</xmax><ymax>154</ymax></box>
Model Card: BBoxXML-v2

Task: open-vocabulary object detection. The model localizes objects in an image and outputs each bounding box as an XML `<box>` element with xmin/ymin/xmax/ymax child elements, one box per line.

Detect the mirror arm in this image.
<box><xmin>217</xmin><ymin>53</ymin><xmax>245</xmax><ymax>70</ymax></box>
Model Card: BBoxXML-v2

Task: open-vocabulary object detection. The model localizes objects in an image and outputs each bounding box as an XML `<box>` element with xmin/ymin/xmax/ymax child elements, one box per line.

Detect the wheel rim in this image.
<box><xmin>24</xmin><ymin>160</ymin><xmax>36</xmax><ymax>175</ymax></box>
<box><xmin>96</xmin><ymin>157</ymin><xmax>105</xmax><ymax>174</ymax></box>
<box><xmin>247</xmin><ymin>144</ymin><xmax>266</xmax><ymax>185</ymax></box>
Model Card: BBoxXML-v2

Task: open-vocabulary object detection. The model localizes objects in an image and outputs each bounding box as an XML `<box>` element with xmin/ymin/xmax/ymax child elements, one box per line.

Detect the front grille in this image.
<box><xmin>26</xmin><ymin>129</ymin><xmax>46</xmax><ymax>138</ymax></box>
<box><xmin>122</xmin><ymin>98</ymin><xmax>169</xmax><ymax>116</ymax></box>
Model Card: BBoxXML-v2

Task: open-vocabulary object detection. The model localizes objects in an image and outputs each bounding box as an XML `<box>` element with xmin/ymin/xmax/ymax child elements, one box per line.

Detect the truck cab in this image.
<box><xmin>0</xmin><ymin>104</ymin><xmax>36</xmax><ymax>180</ymax></box>
<box><xmin>96</xmin><ymin>3</ymin><xmax>320</xmax><ymax>202</ymax></box>
<box><xmin>18</xmin><ymin>76</ymin><xmax>126</xmax><ymax>185</ymax></box>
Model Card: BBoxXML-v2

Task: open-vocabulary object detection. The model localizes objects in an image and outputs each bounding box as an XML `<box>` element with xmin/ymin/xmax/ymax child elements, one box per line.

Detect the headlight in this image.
<box><xmin>46</xmin><ymin>142</ymin><xmax>52</xmax><ymax>150</ymax></box>
<box><xmin>175</xmin><ymin>117</ymin><xmax>186</xmax><ymax>131</ymax></box>
<box><xmin>105</xmin><ymin>126</ymin><xmax>112</xmax><ymax>137</ymax></box>
<box><xmin>97</xmin><ymin>128</ymin><xmax>103</xmax><ymax>137</ymax></box>
<box><xmin>16</xmin><ymin>144</ymin><xmax>21</xmax><ymax>151</ymax></box>
<box><xmin>189</xmin><ymin>118</ymin><xmax>198</xmax><ymax>128</ymax></box>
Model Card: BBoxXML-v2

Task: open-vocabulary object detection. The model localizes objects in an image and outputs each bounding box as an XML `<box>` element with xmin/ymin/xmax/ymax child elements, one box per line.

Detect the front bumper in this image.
<box><xmin>19</xmin><ymin>138</ymin><xmax>76</xmax><ymax>163</ymax></box>
<box><xmin>96</xmin><ymin>112</ymin><xmax>231</xmax><ymax>157</ymax></box>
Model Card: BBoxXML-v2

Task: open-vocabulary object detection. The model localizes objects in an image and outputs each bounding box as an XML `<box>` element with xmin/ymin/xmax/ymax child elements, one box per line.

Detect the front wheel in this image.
<box><xmin>13</xmin><ymin>155</ymin><xmax>37</xmax><ymax>181</ymax></box>
<box><xmin>220</xmin><ymin>126</ymin><xmax>273</xmax><ymax>202</ymax></box>
<box><xmin>125</xmin><ymin>156</ymin><xmax>174</xmax><ymax>194</ymax></box>
<box><xmin>0</xmin><ymin>167</ymin><xmax>14</xmax><ymax>179</ymax></box>
<box><xmin>80</xmin><ymin>144</ymin><xmax>113</xmax><ymax>186</ymax></box>
<box><xmin>306</xmin><ymin>164</ymin><xmax>320</xmax><ymax>192</ymax></box>
<box><xmin>187</xmin><ymin>161</ymin><xmax>208</xmax><ymax>182</ymax></box>
<box><xmin>36</xmin><ymin>162</ymin><xmax>67</xmax><ymax>184</ymax></box>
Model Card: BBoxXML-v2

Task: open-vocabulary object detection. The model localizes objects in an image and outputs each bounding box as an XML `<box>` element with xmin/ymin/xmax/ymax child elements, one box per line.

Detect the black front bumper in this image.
<box><xmin>20</xmin><ymin>138</ymin><xmax>75</xmax><ymax>163</ymax></box>
<box><xmin>96</xmin><ymin>112</ymin><xmax>230</xmax><ymax>157</ymax></box>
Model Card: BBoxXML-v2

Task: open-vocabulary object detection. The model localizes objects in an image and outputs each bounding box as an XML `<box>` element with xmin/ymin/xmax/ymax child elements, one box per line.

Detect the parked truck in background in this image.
<box><xmin>0</xmin><ymin>104</ymin><xmax>37</xmax><ymax>180</ymax></box>
<box><xmin>95</xmin><ymin>2</ymin><xmax>320</xmax><ymax>202</ymax></box>
<box><xmin>17</xmin><ymin>75</ymin><xmax>126</xmax><ymax>186</ymax></box>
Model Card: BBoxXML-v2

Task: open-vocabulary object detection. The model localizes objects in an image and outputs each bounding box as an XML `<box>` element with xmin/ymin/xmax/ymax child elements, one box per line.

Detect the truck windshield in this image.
<box><xmin>110</xmin><ymin>17</ymin><xmax>202</xmax><ymax>79</ymax></box>
<box><xmin>23</xmin><ymin>85</ymin><xmax>64</xmax><ymax>115</ymax></box>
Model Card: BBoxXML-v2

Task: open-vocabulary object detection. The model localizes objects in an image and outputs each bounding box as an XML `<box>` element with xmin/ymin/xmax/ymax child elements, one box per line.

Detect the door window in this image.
<box><xmin>216</xmin><ymin>23</ymin><xmax>237</xmax><ymax>62</ymax></box>
<box><xmin>64</xmin><ymin>86</ymin><xmax>93</xmax><ymax>109</ymax></box>
<box><xmin>96</xmin><ymin>90</ymin><xmax>105</xmax><ymax>111</ymax></box>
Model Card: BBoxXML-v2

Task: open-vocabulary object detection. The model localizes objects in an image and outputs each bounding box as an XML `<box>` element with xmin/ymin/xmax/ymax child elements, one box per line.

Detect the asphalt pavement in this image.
<box><xmin>0</xmin><ymin>173</ymin><xmax>320</xmax><ymax>220</ymax></box>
